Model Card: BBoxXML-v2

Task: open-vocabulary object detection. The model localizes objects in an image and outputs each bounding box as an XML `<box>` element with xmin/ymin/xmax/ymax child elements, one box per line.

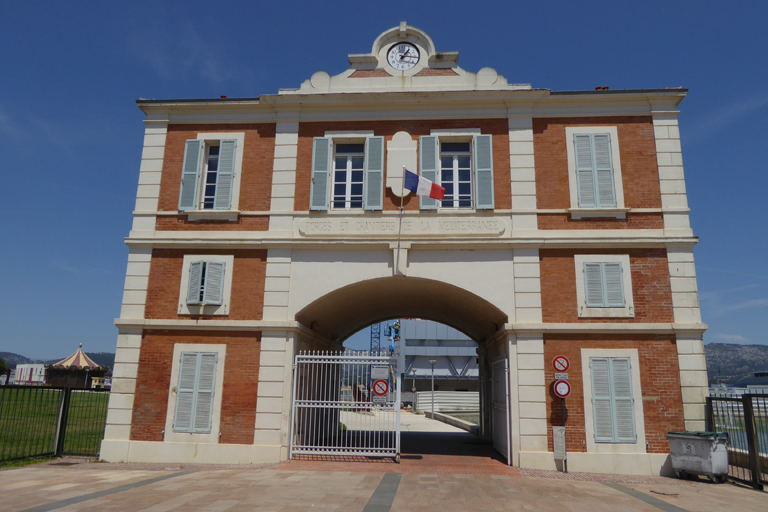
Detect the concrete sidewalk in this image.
<box><xmin>1</xmin><ymin>457</ymin><xmax>766</xmax><ymax>512</ymax></box>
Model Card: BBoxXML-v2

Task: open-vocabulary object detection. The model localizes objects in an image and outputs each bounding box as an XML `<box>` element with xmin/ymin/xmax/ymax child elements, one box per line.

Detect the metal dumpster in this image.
<box><xmin>666</xmin><ymin>431</ymin><xmax>729</xmax><ymax>483</ymax></box>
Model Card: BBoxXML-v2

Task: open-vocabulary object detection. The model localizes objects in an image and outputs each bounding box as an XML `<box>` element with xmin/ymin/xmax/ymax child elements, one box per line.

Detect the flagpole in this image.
<box><xmin>395</xmin><ymin>166</ymin><xmax>406</xmax><ymax>276</ymax></box>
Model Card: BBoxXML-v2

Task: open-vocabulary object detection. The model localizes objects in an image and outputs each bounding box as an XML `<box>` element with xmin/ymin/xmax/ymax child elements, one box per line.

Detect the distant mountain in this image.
<box><xmin>705</xmin><ymin>343</ymin><xmax>768</xmax><ymax>384</ymax></box>
<box><xmin>0</xmin><ymin>351</ymin><xmax>115</xmax><ymax>370</ymax></box>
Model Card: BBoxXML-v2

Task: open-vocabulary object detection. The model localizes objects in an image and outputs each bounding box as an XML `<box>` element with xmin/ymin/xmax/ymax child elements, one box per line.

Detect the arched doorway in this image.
<box><xmin>291</xmin><ymin>276</ymin><xmax>512</xmax><ymax>465</ymax></box>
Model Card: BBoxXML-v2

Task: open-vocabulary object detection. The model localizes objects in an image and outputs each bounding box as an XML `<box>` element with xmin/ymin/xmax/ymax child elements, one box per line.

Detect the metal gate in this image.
<box><xmin>290</xmin><ymin>350</ymin><xmax>401</xmax><ymax>460</ymax></box>
<box><xmin>491</xmin><ymin>358</ymin><xmax>511</xmax><ymax>465</ymax></box>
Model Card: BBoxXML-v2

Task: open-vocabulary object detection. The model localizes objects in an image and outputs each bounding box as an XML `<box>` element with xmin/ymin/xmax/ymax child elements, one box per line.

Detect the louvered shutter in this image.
<box><xmin>574</xmin><ymin>135</ymin><xmax>596</xmax><ymax>208</ymax></box>
<box><xmin>611</xmin><ymin>358</ymin><xmax>637</xmax><ymax>443</ymax></box>
<box><xmin>186</xmin><ymin>261</ymin><xmax>204</xmax><ymax>305</ymax></box>
<box><xmin>591</xmin><ymin>358</ymin><xmax>615</xmax><ymax>442</ymax></box>
<box><xmin>193</xmin><ymin>353</ymin><xmax>217</xmax><ymax>433</ymax></box>
<box><xmin>473</xmin><ymin>134</ymin><xmax>495</xmax><ymax>209</ymax></box>
<box><xmin>604</xmin><ymin>263</ymin><xmax>625</xmax><ymax>307</ymax></box>
<box><xmin>584</xmin><ymin>263</ymin><xmax>605</xmax><ymax>307</ymax></box>
<box><xmin>419</xmin><ymin>136</ymin><xmax>438</xmax><ymax>210</ymax></box>
<box><xmin>173</xmin><ymin>352</ymin><xmax>199</xmax><ymax>432</ymax></box>
<box><xmin>202</xmin><ymin>262</ymin><xmax>225</xmax><ymax>306</ymax></box>
<box><xmin>214</xmin><ymin>139</ymin><xmax>236</xmax><ymax>210</ymax></box>
<box><xmin>364</xmin><ymin>136</ymin><xmax>384</xmax><ymax>211</ymax></box>
<box><xmin>593</xmin><ymin>134</ymin><xmax>616</xmax><ymax>207</ymax></box>
<box><xmin>179</xmin><ymin>140</ymin><xmax>204</xmax><ymax>211</ymax></box>
<box><xmin>310</xmin><ymin>138</ymin><xmax>331</xmax><ymax>211</ymax></box>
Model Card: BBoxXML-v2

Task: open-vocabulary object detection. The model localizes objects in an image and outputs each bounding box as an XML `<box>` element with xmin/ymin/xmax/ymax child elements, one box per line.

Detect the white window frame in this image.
<box><xmin>565</xmin><ymin>126</ymin><xmax>626</xmax><ymax>218</ymax></box>
<box><xmin>574</xmin><ymin>254</ymin><xmax>634</xmax><ymax>318</ymax></box>
<box><xmin>331</xmin><ymin>142</ymin><xmax>366</xmax><ymax>210</ymax></box>
<box><xmin>187</xmin><ymin>132</ymin><xmax>245</xmax><ymax>220</ymax></box>
<box><xmin>324</xmin><ymin>131</ymin><xmax>375</xmax><ymax>213</ymax></box>
<box><xmin>430</xmin><ymin>129</ymin><xmax>482</xmax><ymax>211</ymax></box>
<box><xmin>438</xmin><ymin>141</ymin><xmax>473</xmax><ymax>209</ymax></box>
<box><xmin>581</xmin><ymin>349</ymin><xmax>646</xmax><ymax>453</ymax></box>
<box><xmin>164</xmin><ymin>343</ymin><xmax>226</xmax><ymax>444</ymax></box>
<box><xmin>178</xmin><ymin>254</ymin><xmax>235</xmax><ymax>316</ymax></box>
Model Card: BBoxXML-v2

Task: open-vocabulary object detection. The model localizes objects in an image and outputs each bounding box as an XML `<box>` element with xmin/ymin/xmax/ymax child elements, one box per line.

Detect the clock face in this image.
<box><xmin>387</xmin><ymin>43</ymin><xmax>420</xmax><ymax>71</ymax></box>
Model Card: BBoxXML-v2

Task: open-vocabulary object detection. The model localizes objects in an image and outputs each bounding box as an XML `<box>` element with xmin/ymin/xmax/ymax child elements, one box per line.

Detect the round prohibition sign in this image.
<box><xmin>372</xmin><ymin>379</ymin><xmax>389</xmax><ymax>396</ymax></box>
<box><xmin>554</xmin><ymin>380</ymin><xmax>571</xmax><ymax>399</ymax></box>
<box><xmin>552</xmin><ymin>355</ymin><xmax>570</xmax><ymax>373</ymax></box>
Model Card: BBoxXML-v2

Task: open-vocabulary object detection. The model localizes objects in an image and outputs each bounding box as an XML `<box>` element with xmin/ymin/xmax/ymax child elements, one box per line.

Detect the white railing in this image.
<box><xmin>414</xmin><ymin>391</ymin><xmax>479</xmax><ymax>413</ymax></box>
<box><xmin>290</xmin><ymin>350</ymin><xmax>401</xmax><ymax>459</ymax></box>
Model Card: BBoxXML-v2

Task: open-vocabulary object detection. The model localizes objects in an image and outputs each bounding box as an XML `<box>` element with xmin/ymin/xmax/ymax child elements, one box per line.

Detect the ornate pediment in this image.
<box><xmin>282</xmin><ymin>22</ymin><xmax>530</xmax><ymax>95</ymax></box>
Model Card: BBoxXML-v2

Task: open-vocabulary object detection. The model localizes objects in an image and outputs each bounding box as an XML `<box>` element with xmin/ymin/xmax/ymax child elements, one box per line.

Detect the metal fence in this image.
<box><xmin>0</xmin><ymin>386</ymin><xmax>110</xmax><ymax>462</ymax></box>
<box><xmin>290</xmin><ymin>350</ymin><xmax>401</xmax><ymax>460</ymax></box>
<box><xmin>707</xmin><ymin>393</ymin><xmax>767</xmax><ymax>490</ymax></box>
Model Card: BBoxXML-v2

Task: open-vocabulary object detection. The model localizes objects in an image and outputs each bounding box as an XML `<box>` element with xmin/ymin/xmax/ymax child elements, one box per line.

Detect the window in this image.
<box><xmin>574</xmin><ymin>254</ymin><xmax>634</xmax><ymax>318</ymax></box>
<box><xmin>440</xmin><ymin>142</ymin><xmax>472</xmax><ymax>208</ymax></box>
<box><xmin>310</xmin><ymin>136</ymin><xmax>384</xmax><ymax>211</ymax></box>
<box><xmin>178</xmin><ymin>255</ymin><xmax>234</xmax><ymax>316</ymax></box>
<box><xmin>332</xmin><ymin>144</ymin><xmax>365</xmax><ymax>209</ymax></box>
<box><xmin>164</xmin><ymin>343</ymin><xmax>226</xmax><ymax>443</ymax></box>
<box><xmin>420</xmin><ymin>133</ymin><xmax>494</xmax><ymax>210</ymax></box>
<box><xmin>590</xmin><ymin>357</ymin><xmax>637</xmax><ymax>443</ymax></box>
<box><xmin>565</xmin><ymin>127</ymin><xmax>626</xmax><ymax>218</ymax></box>
<box><xmin>173</xmin><ymin>352</ymin><xmax>218</xmax><ymax>433</ymax></box>
<box><xmin>178</xmin><ymin>133</ymin><xmax>244</xmax><ymax>215</ymax></box>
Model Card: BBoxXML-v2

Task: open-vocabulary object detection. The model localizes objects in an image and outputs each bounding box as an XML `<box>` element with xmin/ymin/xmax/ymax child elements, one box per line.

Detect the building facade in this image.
<box><xmin>101</xmin><ymin>23</ymin><xmax>707</xmax><ymax>475</ymax></box>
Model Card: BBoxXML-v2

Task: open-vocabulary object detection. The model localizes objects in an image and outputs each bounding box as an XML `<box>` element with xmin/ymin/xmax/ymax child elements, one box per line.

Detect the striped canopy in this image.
<box><xmin>51</xmin><ymin>345</ymin><xmax>103</xmax><ymax>370</ymax></box>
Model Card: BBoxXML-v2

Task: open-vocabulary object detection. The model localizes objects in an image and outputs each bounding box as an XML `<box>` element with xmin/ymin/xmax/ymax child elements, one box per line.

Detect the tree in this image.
<box><xmin>0</xmin><ymin>357</ymin><xmax>8</xmax><ymax>375</ymax></box>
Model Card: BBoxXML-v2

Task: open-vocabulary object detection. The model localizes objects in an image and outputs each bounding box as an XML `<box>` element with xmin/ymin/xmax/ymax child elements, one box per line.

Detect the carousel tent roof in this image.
<box><xmin>50</xmin><ymin>344</ymin><xmax>103</xmax><ymax>370</ymax></box>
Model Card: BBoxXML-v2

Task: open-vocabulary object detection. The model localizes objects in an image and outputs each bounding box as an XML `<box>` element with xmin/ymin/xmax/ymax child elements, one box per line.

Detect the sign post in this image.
<box><xmin>552</xmin><ymin>356</ymin><xmax>571</xmax><ymax>473</ymax></box>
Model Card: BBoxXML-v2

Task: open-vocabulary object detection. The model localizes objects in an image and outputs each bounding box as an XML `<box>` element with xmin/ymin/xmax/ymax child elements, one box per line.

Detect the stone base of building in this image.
<box><xmin>100</xmin><ymin>440</ymin><xmax>285</xmax><ymax>465</ymax></box>
<box><xmin>519</xmin><ymin>451</ymin><xmax>674</xmax><ymax>476</ymax></box>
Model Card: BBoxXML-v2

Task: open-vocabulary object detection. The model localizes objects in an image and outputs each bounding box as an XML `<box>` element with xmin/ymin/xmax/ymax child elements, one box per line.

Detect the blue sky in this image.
<box><xmin>1</xmin><ymin>1</ymin><xmax>766</xmax><ymax>359</ymax></box>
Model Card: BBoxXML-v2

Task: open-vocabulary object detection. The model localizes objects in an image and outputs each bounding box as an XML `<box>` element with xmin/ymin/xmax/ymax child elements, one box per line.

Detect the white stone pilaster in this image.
<box><xmin>516</xmin><ymin>335</ymin><xmax>547</xmax><ymax>454</ymax></box>
<box><xmin>262</xmin><ymin>249</ymin><xmax>292</xmax><ymax>320</ymax></box>
<box><xmin>653</xmin><ymin>113</ymin><xmax>693</xmax><ymax>237</ymax></box>
<box><xmin>131</xmin><ymin>117</ymin><xmax>167</xmax><ymax>235</ymax></box>
<box><xmin>508</xmin><ymin>115</ymin><xmax>537</xmax><ymax>232</ymax></box>
<box><xmin>676</xmin><ymin>334</ymin><xmax>708</xmax><ymax>431</ymax></box>
<box><xmin>666</xmin><ymin>245</ymin><xmax>702</xmax><ymax>324</ymax></box>
<box><xmin>254</xmin><ymin>331</ymin><xmax>295</xmax><ymax>460</ymax></box>
<box><xmin>513</xmin><ymin>248</ymin><xmax>542</xmax><ymax>323</ymax></box>
<box><xmin>269</xmin><ymin>119</ymin><xmax>299</xmax><ymax>233</ymax></box>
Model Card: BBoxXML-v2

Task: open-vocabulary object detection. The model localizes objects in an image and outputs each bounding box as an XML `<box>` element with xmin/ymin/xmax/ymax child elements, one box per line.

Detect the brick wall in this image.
<box><xmin>295</xmin><ymin>119</ymin><xmax>510</xmax><ymax>212</ymax></box>
<box><xmin>156</xmin><ymin>215</ymin><xmax>270</xmax><ymax>231</ymax></box>
<box><xmin>130</xmin><ymin>330</ymin><xmax>261</xmax><ymax>445</ymax></box>
<box><xmin>144</xmin><ymin>249</ymin><xmax>267</xmax><ymax>321</ymax></box>
<box><xmin>539</xmin><ymin>248</ymin><xmax>673</xmax><ymax>323</ymax></box>
<box><xmin>157</xmin><ymin>123</ymin><xmax>276</xmax><ymax>230</ymax></box>
<box><xmin>533</xmin><ymin>116</ymin><xmax>662</xmax><ymax>230</ymax></box>
<box><xmin>543</xmin><ymin>334</ymin><xmax>684</xmax><ymax>453</ymax></box>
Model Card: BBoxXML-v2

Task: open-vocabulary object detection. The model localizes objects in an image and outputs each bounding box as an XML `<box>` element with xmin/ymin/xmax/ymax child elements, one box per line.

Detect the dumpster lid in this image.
<box><xmin>666</xmin><ymin>431</ymin><xmax>729</xmax><ymax>439</ymax></box>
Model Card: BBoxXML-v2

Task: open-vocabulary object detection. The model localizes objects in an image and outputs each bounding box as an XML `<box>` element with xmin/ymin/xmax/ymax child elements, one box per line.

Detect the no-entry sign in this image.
<box><xmin>372</xmin><ymin>379</ymin><xmax>389</xmax><ymax>396</ymax></box>
<box><xmin>554</xmin><ymin>380</ymin><xmax>571</xmax><ymax>399</ymax></box>
<box><xmin>552</xmin><ymin>355</ymin><xmax>570</xmax><ymax>373</ymax></box>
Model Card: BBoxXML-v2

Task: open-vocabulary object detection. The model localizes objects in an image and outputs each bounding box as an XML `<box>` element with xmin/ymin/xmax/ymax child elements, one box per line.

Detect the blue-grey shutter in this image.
<box><xmin>473</xmin><ymin>134</ymin><xmax>494</xmax><ymax>209</ymax></box>
<box><xmin>419</xmin><ymin>136</ymin><xmax>439</xmax><ymax>210</ymax></box>
<box><xmin>604</xmin><ymin>263</ymin><xmax>626</xmax><ymax>307</ymax></box>
<box><xmin>214</xmin><ymin>139</ymin><xmax>236</xmax><ymax>210</ymax></box>
<box><xmin>193</xmin><ymin>353</ymin><xmax>217</xmax><ymax>433</ymax></box>
<box><xmin>584</xmin><ymin>263</ymin><xmax>604</xmax><ymax>307</ymax></box>
<box><xmin>179</xmin><ymin>140</ymin><xmax>203</xmax><ymax>211</ymax></box>
<box><xmin>186</xmin><ymin>261</ymin><xmax>204</xmax><ymax>305</ymax></box>
<box><xmin>310</xmin><ymin>138</ymin><xmax>331</xmax><ymax>211</ymax></box>
<box><xmin>574</xmin><ymin>135</ymin><xmax>595</xmax><ymax>208</ymax></box>
<box><xmin>611</xmin><ymin>358</ymin><xmax>637</xmax><ymax>443</ymax></box>
<box><xmin>593</xmin><ymin>134</ymin><xmax>616</xmax><ymax>207</ymax></box>
<box><xmin>173</xmin><ymin>352</ymin><xmax>199</xmax><ymax>432</ymax></box>
<box><xmin>591</xmin><ymin>358</ymin><xmax>615</xmax><ymax>442</ymax></box>
<box><xmin>364</xmin><ymin>136</ymin><xmax>384</xmax><ymax>211</ymax></box>
<box><xmin>202</xmin><ymin>262</ymin><xmax>225</xmax><ymax>306</ymax></box>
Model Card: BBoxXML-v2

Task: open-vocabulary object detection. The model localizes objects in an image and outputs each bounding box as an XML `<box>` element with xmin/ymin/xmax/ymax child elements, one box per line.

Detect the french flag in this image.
<box><xmin>403</xmin><ymin>169</ymin><xmax>445</xmax><ymax>200</ymax></box>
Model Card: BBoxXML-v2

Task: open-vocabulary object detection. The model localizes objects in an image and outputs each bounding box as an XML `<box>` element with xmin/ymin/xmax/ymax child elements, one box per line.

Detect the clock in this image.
<box><xmin>387</xmin><ymin>42</ymin><xmax>420</xmax><ymax>71</ymax></box>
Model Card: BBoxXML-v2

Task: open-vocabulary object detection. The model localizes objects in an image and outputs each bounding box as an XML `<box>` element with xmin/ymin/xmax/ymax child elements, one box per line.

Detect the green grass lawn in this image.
<box><xmin>0</xmin><ymin>387</ymin><xmax>109</xmax><ymax>462</ymax></box>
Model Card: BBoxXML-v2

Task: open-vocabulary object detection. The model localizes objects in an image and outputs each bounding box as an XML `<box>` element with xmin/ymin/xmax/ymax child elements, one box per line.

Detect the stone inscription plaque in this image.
<box><xmin>299</xmin><ymin>216</ymin><xmax>506</xmax><ymax>237</ymax></box>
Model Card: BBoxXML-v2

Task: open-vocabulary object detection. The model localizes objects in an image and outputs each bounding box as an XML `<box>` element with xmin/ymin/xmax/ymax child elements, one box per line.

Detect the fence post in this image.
<box><xmin>705</xmin><ymin>396</ymin><xmax>714</xmax><ymax>432</ymax></box>
<box><xmin>53</xmin><ymin>387</ymin><xmax>72</xmax><ymax>457</ymax></box>
<box><xmin>742</xmin><ymin>394</ymin><xmax>764</xmax><ymax>490</ymax></box>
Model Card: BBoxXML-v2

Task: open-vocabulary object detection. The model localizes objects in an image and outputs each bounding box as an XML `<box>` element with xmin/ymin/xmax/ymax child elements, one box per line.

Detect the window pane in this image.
<box><xmin>351</xmin><ymin>170</ymin><xmax>364</xmax><ymax>182</ymax></box>
<box><xmin>203</xmin><ymin>198</ymin><xmax>214</xmax><ymax>209</ymax></box>
<box><xmin>351</xmin><ymin>184</ymin><xmax>363</xmax><ymax>195</ymax></box>
<box><xmin>351</xmin><ymin>157</ymin><xmax>364</xmax><ymax>170</ymax></box>
<box><xmin>335</xmin><ymin>170</ymin><xmax>346</xmax><ymax>182</ymax></box>
<box><xmin>206</xmin><ymin>173</ymin><xmax>217</xmax><ymax>184</ymax></box>
<box><xmin>333</xmin><ymin>200</ymin><xmax>345</xmax><ymax>208</ymax></box>
<box><xmin>459</xmin><ymin>199</ymin><xmax>472</xmax><ymax>208</ymax></box>
<box><xmin>207</xmin><ymin>160</ymin><xmax>218</xmax><ymax>171</ymax></box>
<box><xmin>350</xmin><ymin>200</ymin><xmax>363</xmax><ymax>209</ymax></box>
<box><xmin>208</xmin><ymin>146</ymin><xmax>220</xmax><ymax>156</ymax></box>
<box><xmin>441</xmin><ymin>199</ymin><xmax>453</xmax><ymax>208</ymax></box>
<box><xmin>336</xmin><ymin>143</ymin><xmax>365</xmax><ymax>154</ymax></box>
<box><xmin>443</xmin><ymin>183</ymin><xmax>454</xmax><ymax>195</ymax></box>
<box><xmin>458</xmin><ymin>156</ymin><xmax>470</xmax><ymax>168</ymax></box>
<box><xmin>205</xmin><ymin>185</ymin><xmax>216</xmax><ymax>196</ymax></box>
<box><xmin>334</xmin><ymin>184</ymin><xmax>346</xmax><ymax>195</ymax></box>
<box><xmin>458</xmin><ymin>169</ymin><xmax>471</xmax><ymax>182</ymax></box>
<box><xmin>459</xmin><ymin>183</ymin><xmax>471</xmax><ymax>195</ymax></box>
<box><xmin>441</xmin><ymin>169</ymin><xmax>453</xmax><ymax>182</ymax></box>
<box><xmin>440</xmin><ymin>156</ymin><xmax>453</xmax><ymax>168</ymax></box>
<box><xmin>335</xmin><ymin>157</ymin><xmax>346</xmax><ymax>169</ymax></box>
<box><xmin>442</xmin><ymin>142</ymin><xmax>470</xmax><ymax>152</ymax></box>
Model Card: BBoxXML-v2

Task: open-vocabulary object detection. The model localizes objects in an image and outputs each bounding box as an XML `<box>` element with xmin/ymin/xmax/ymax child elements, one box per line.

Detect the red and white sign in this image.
<box><xmin>411</xmin><ymin>387</ymin><xmax>417</xmax><ymax>393</ymax></box>
<box><xmin>552</xmin><ymin>355</ymin><xmax>570</xmax><ymax>373</ymax></box>
<box><xmin>554</xmin><ymin>380</ymin><xmax>571</xmax><ymax>399</ymax></box>
<box><xmin>372</xmin><ymin>380</ymin><xmax>389</xmax><ymax>396</ymax></box>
